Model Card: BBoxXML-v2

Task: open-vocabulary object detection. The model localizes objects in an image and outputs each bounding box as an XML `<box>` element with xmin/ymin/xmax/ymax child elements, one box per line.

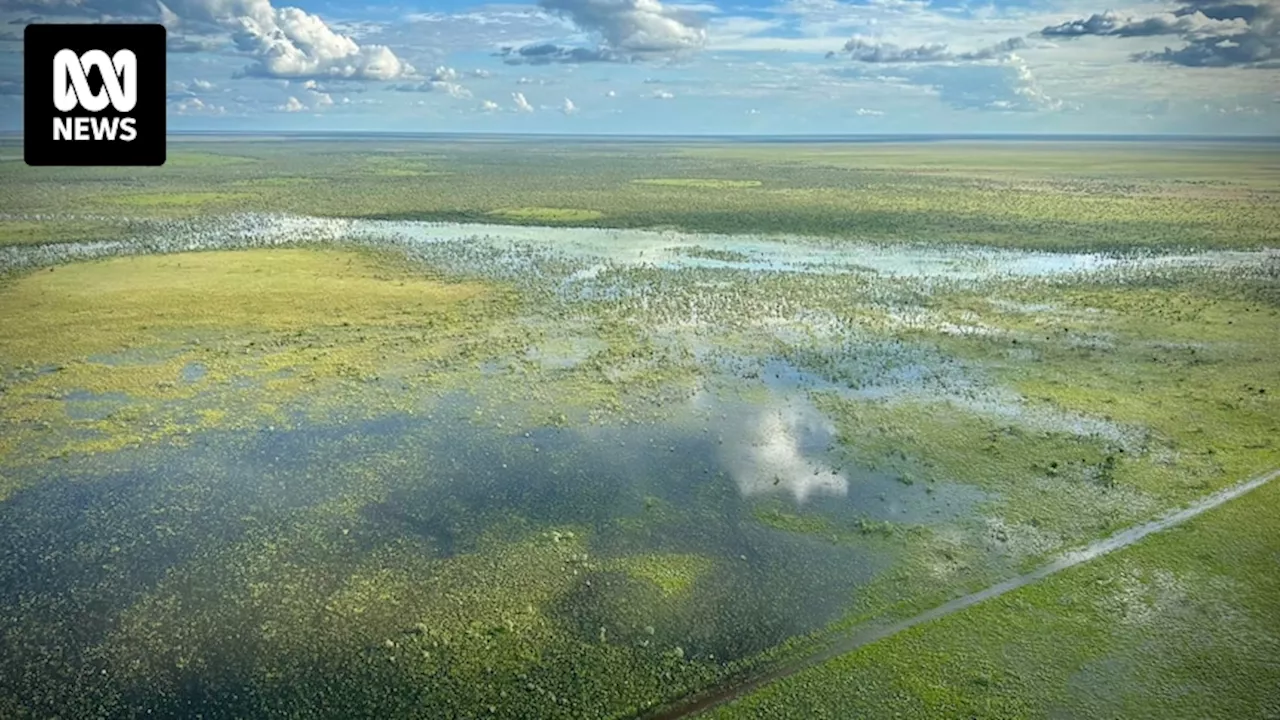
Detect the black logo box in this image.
<box><xmin>24</xmin><ymin>24</ymin><xmax>166</xmax><ymax>167</ymax></box>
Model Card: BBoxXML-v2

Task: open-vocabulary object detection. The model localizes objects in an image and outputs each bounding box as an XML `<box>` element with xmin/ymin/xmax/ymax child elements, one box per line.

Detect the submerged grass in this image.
<box><xmin>0</xmin><ymin>137</ymin><xmax>1277</xmax><ymax>719</ymax></box>
<box><xmin>713</xmin><ymin>471</ymin><xmax>1280</xmax><ymax>720</ymax></box>
<box><xmin>0</xmin><ymin>247</ymin><xmax>515</xmax><ymax>497</ymax></box>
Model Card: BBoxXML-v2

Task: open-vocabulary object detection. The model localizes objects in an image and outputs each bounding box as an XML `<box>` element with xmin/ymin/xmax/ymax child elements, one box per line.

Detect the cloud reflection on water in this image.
<box><xmin>709</xmin><ymin>396</ymin><xmax>848</xmax><ymax>503</ymax></box>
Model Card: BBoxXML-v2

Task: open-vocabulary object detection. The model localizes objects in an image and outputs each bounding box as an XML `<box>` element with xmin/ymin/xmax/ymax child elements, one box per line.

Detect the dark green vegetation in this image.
<box><xmin>0</xmin><ymin>137</ymin><xmax>1277</xmax><ymax>719</ymax></box>
<box><xmin>3</xmin><ymin>138</ymin><xmax>1279</xmax><ymax>251</ymax></box>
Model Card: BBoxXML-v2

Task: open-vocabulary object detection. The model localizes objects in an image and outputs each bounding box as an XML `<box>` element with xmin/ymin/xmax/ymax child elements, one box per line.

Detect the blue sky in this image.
<box><xmin>1</xmin><ymin>0</ymin><xmax>1277</xmax><ymax>134</ymax></box>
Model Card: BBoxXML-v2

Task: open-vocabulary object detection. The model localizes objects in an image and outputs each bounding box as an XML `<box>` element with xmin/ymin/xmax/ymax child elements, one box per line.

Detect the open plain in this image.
<box><xmin>0</xmin><ymin>136</ymin><xmax>1277</xmax><ymax>719</ymax></box>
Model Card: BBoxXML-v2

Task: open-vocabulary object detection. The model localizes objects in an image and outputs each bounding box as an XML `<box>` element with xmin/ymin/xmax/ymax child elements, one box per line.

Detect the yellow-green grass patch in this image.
<box><xmin>633</xmin><ymin>178</ymin><xmax>763</xmax><ymax>189</ymax></box>
<box><xmin>163</xmin><ymin>151</ymin><xmax>260</xmax><ymax>167</ymax></box>
<box><xmin>0</xmin><ymin>248</ymin><xmax>507</xmax><ymax>493</ymax></box>
<box><xmin>96</xmin><ymin>191</ymin><xmax>256</xmax><ymax>208</ymax></box>
<box><xmin>609</xmin><ymin>553</ymin><xmax>715</xmax><ymax>597</ymax></box>
<box><xmin>488</xmin><ymin>207</ymin><xmax>605</xmax><ymax>222</ymax></box>
<box><xmin>0</xmin><ymin>218</ymin><xmax>128</xmax><ymax>247</ymax></box>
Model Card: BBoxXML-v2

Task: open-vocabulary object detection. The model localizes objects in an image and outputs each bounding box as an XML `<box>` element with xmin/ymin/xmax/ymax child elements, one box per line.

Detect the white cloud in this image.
<box><xmin>160</xmin><ymin>0</ymin><xmax>416</xmax><ymax>80</ymax></box>
<box><xmin>854</xmin><ymin>107</ymin><xmax>884</xmax><ymax>115</ymax></box>
<box><xmin>480</xmin><ymin>99</ymin><xmax>500</xmax><ymax>112</ymax></box>
<box><xmin>1040</xmin><ymin>0</ymin><xmax>1279</xmax><ymax>68</ymax></box>
<box><xmin>721</xmin><ymin>405</ymin><xmax>847</xmax><ymax>504</ymax></box>
<box><xmin>512</xmin><ymin>91</ymin><xmax>535</xmax><ymax>112</ymax></box>
<box><xmin>834</xmin><ymin>35</ymin><xmax>1028</xmax><ymax>63</ymax></box>
<box><xmin>502</xmin><ymin>0</ymin><xmax>707</xmax><ymax>63</ymax></box>
<box><xmin>541</xmin><ymin>0</ymin><xmax>707</xmax><ymax>52</ymax></box>
<box><xmin>172</xmin><ymin>97</ymin><xmax>226</xmax><ymax>115</ymax></box>
<box><xmin>389</xmin><ymin>79</ymin><xmax>473</xmax><ymax>98</ymax></box>
<box><xmin>430</xmin><ymin>66</ymin><xmax>459</xmax><ymax>82</ymax></box>
<box><xmin>652</xmin><ymin>89</ymin><xmax>675</xmax><ymax>99</ymax></box>
<box><xmin>561</xmin><ymin>97</ymin><xmax>579</xmax><ymax>114</ymax></box>
<box><xmin>276</xmin><ymin>95</ymin><xmax>306</xmax><ymax>112</ymax></box>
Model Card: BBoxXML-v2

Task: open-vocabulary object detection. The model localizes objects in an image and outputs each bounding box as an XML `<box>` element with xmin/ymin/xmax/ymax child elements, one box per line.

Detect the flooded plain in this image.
<box><xmin>0</xmin><ymin>213</ymin><xmax>1275</xmax><ymax>718</ymax></box>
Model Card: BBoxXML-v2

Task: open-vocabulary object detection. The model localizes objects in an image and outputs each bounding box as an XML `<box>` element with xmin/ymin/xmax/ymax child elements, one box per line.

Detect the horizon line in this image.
<box><xmin>2</xmin><ymin>130</ymin><xmax>1280</xmax><ymax>142</ymax></box>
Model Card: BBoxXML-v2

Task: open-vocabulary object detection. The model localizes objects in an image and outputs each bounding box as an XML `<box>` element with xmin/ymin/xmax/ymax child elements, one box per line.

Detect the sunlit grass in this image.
<box><xmin>4</xmin><ymin>138</ymin><xmax>1274</xmax><ymax>249</ymax></box>
<box><xmin>714</xmin><ymin>470</ymin><xmax>1280</xmax><ymax>720</ymax></box>
<box><xmin>488</xmin><ymin>207</ymin><xmax>606</xmax><ymax>222</ymax></box>
<box><xmin>0</xmin><ymin>136</ymin><xmax>1277</xmax><ymax>720</ymax></box>
<box><xmin>98</xmin><ymin>191</ymin><xmax>257</xmax><ymax>208</ymax></box>
<box><xmin>633</xmin><ymin>179</ymin><xmax>763</xmax><ymax>189</ymax></box>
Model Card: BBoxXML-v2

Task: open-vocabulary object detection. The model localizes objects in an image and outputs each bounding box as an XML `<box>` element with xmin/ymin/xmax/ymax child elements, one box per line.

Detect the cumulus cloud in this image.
<box><xmin>542</xmin><ymin>0</ymin><xmax>707</xmax><ymax>52</ymax></box>
<box><xmin>429</xmin><ymin>66</ymin><xmax>459</xmax><ymax>81</ymax></box>
<box><xmin>171</xmin><ymin>97</ymin><xmax>226</xmax><ymax>115</ymax></box>
<box><xmin>1041</xmin><ymin>0</ymin><xmax>1278</xmax><ymax>67</ymax></box>
<box><xmin>276</xmin><ymin>95</ymin><xmax>306</xmax><ymax>112</ymax></box>
<box><xmin>651</xmin><ymin>89</ymin><xmax>675</xmax><ymax>99</ymax></box>
<box><xmin>167</xmin><ymin>34</ymin><xmax>224</xmax><ymax>53</ymax></box>
<box><xmin>496</xmin><ymin>43</ymin><xmax>623</xmax><ymax>64</ymax></box>
<box><xmin>391</xmin><ymin>79</ymin><xmax>473</xmax><ymax>98</ymax></box>
<box><xmin>479</xmin><ymin>99</ymin><xmax>500</xmax><ymax>112</ymax></box>
<box><xmin>387</xmin><ymin>68</ymin><xmax>473</xmax><ymax>97</ymax></box>
<box><xmin>18</xmin><ymin>0</ymin><xmax>417</xmax><ymax>80</ymax></box>
<box><xmin>561</xmin><ymin>97</ymin><xmax>579</xmax><ymax>114</ymax></box>
<box><xmin>834</xmin><ymin>53</ymin><xmax>1071</xmax><ymax>113</ymax></box>
<box><xmin>512</xmin><ymin>91</ymin><xmax>535</xmax><ymax>112</ymax></box>
<box><xmin>854</xmin><ymin>107</ymin><xmax>884</xmax><ymax>116</ymax></box>
<box><xmin>831</xmin><ymin>35</ymin><xmax>1028</xmax><ymax>63</ymax></box>
<box><xmin>498</xmin><ymin>0</ymin><xmax>707</xmax><ymax>64</ymax></box>
<box><xmin>1004</xmin><ymin>54</ymin><xmax>1074</xmax><ymax>111</ymax></box>
<box><xmin>1041</xmin><ymin>9</ymin><xmax>1248</xmax><ymax>38</ymax></box>
<box><xmin>224</xmin><ymin>3</ymin><xmax>414</xmax><ymax>79</ymax></box>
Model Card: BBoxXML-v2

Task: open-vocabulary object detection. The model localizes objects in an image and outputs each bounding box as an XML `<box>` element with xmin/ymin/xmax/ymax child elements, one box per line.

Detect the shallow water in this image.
<box><xmin>0</xmin><ymin>386</ymin><xmax>989</xmax><ymax>715</ymax></box>
<box><xmin>3</xmin><ymin>213</ymin><xmax>1275</xmax><ymax>281</ymax></box>
<box><xmin>2</xmin><ymin>211</ymin><xmax>1268</xmax><ymax>717</ymax></box>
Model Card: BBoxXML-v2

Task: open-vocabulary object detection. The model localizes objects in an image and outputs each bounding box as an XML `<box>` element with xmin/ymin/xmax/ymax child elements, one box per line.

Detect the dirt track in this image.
<box><xmin>643</xmin><ymin>467</ymin><xmax>1280</xmax><ymax>720</ymax></box>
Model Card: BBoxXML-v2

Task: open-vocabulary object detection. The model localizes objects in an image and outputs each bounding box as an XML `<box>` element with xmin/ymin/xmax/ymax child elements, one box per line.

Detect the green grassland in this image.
<box><xmin>2</xmin><ymin>138</ymin><xmax>1278</xmax><ymax>250</ymax></box>
<box><xmin>0</xmin><ymin>217</ymin><xmax>137</xmax><ymax>246</ymax></box>
<box><xmin>713</xmin><ymin>471</ymin><xmax>1280</xmax><ymax>720</ymax></box>
<box><xmin>0</xmin><ymin>137</ymin><xmax>1276</xmax><ymax>719</ymax></box>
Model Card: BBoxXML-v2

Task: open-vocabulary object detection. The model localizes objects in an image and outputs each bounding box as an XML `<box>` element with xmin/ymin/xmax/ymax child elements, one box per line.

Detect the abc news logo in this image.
<box><xmin>25</xmin><ymin>24</ymin><xmax>165</xmax><ymax>166</ymax></box>
<box><xmin>53</xmin><ymin>49</ymin><xmax>140</xmax><ymax>142</ymax></box>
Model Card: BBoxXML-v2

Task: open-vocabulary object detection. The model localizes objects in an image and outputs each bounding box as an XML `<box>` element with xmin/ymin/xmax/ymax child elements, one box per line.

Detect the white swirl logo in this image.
<box><xmin>52</xmin><ymin>48</ymin><xmax>137</xmax><ymax>113</ymax></box>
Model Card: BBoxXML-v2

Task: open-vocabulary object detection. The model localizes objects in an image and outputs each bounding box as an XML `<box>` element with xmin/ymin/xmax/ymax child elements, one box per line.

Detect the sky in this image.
<box><xmin>0</xmin><ymin>0</ymin><xmax>1277</xmax><ymax>134</ymax></box>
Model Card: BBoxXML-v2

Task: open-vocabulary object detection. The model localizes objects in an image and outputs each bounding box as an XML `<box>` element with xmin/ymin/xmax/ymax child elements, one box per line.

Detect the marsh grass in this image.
<box><xmin>0</xmin><ymin>217</ymin><xmax>134</xmax><ymax>246</ymax></box>
<box><xmin>489</xmin><ymin>207</ymin><xmax>606</xmax><ymax>222</ymax></box>
<box><xmin>0</xmin><ymin>248</ymin><xmax>514</xmax><ymax>496</ymax></box>
<box><xmin>3</xmin><ymin>139</ymin><xmax>1276</xmax><ymax>250</ymax></box>
<box><xmin>633</xmin><ymin>179</ymin><xmax>764</xmax><ymax>189</ymax></box>
<box><xmin>0</xmin><ymin>137</ymin><xmax>1277</xmax><ymax>720</ymax></box>
<box><xmin>712</xmin><ymin>471</ymin><xmax>1280</xmax><ymax>720</ymax></box>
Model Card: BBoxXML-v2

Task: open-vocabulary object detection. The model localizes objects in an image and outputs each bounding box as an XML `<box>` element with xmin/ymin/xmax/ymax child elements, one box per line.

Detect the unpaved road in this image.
<box><xmin>643</xmin><ymin>467</ymin><xmax>1280</xmax><ymax>720</ymax></box>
